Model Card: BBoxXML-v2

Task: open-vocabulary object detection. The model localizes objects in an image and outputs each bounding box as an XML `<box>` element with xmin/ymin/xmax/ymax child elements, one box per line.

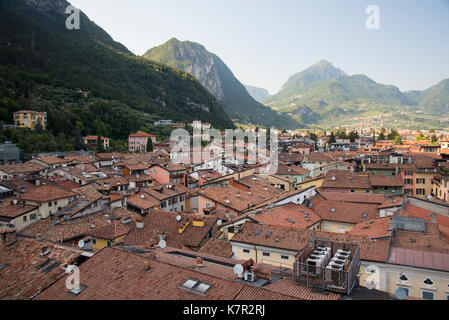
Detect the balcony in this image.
<box><xmin>293</xmin><ymin>239</ymin><xmax>360</xmax><ymax>295</ymax></box>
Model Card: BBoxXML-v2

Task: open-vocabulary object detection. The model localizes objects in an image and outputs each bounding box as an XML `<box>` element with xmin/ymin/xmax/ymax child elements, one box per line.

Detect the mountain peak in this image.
<box><xmin>167</xmin><ymin>37</ymin><xmax>181</xmax><ymax>44</ymax></box>
<box><xmin>312</xmin><ymin>60</ymin><xmax>333</xmax><ymax>68</ymax></box>
<box><xmin>144</xmin><ymin>39</ymin><xmax>300</xmax><ymax>129</ymax></box>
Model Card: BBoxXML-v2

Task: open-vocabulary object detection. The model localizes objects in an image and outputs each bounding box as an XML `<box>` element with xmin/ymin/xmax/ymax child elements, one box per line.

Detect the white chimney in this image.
<box><xmin>136</xmin><ymin>219</ymin><xmax>145</xmax><ymax>229</ymax></box>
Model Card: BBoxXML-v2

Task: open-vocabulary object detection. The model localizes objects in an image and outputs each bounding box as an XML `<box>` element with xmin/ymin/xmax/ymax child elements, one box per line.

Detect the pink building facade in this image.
<box><xmin>128</xmin><ymin>131</ymin><xmax>156</xmax><ymax>153</ymax></box>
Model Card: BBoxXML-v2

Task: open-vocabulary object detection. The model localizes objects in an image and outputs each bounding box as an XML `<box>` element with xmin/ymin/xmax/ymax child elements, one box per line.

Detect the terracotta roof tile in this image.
<box><xmin>35</xmin><ymin>247</ymin><xmax>297</xmax><ymax>300</ymax></box>
<box><xmin>231</xmin><ymin>223</ymin><xmax>390</xmax><ymax>263</ymax></box>
<box><xmin>264</xmin><ymin>279</ymin><xmax>341</xmax><ymax>300</ymax></box>
<box><xmin>348</xmin><ymin>217</ymin><xmax>394</xmax><ymax>239</ymax></box>
<box><xmin>18</xmin><ymin>185</ymin><xmax>76</xmax><ymax>203</ymax></box>
<box><xmin>124</xmin><ymin>210</ymin><xmax>218</xmax><ymax>249</ymax></box>
<box><xmin>312</xmin><ymin>200</ymin><xmax>379</xmax><ymax>224</ymax></box>
<box><xmin>0</xmin><ymin>204</ymin><xmax>38</xmax><ymax>219</ymax></box>
<box><xmin>252</xmin><ymin>204</ymin><xmax>321</xmax><ymax>230</ymax></box>
<box><xmin>0</xmin><ymin>238</ymin><xmax>82</xmax><ymax>300</ymax></box>
<box><xmin>0</xmin><ymin>162</ymin><xmax>46</xmax><ymax>175</ymax></box>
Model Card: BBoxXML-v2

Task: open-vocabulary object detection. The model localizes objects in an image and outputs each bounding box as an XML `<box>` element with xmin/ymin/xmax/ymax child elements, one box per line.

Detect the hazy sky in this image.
<box><xmin>70</xmin><ymin>0</ymin><xmax>449</xmax><ymax>94</ymax></box>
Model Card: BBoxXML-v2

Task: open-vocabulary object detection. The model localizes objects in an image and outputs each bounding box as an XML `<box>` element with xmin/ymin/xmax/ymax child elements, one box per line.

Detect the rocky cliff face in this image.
<box><xmin>144</xmin><ymin>39</ymin><xmax>301</xmax><ymax>129</ymax></box>
<box><xmin>23</xmin><ymin>0</ymin><xmax>69</xmax><ymax>12</ymax></box>
<box><xmin>0</xmin><ymin>0</ymin><xmax>235</xmax><ymax>131</ymax></box>
<box><xmin>144</xmin><ymin>39</ymin><xmax>225</xmax><ymax>100</ymax></box>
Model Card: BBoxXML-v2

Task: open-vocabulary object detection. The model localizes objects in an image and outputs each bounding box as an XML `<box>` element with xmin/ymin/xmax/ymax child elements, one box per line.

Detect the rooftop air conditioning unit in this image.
<box><xmin>337</xmin><ymin>249</ymin><xmax>351</xmax><ymax>257</ymax></box>
<box><xmin>331</xmin><ymin>257</ymin><xmax>348</xmax><ymax>265</ymax></box>
<box><xmin>307</xmin><ymin>257</ymin><xmax>326</xmax><ymax>268</ymax></box>
<box><xmin>334</xmin><ymin>252</ymin><xmax>350</xmax><ymax>259</ymax></box>
<box><xmin>327</xmin><ymin>263</ymin><xmax>344</xmax><ymax>271</ymax></box>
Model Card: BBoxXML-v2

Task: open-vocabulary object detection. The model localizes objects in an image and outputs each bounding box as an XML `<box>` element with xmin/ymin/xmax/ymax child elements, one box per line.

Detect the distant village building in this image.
<box><xmin>154</xmin><ymin>120</ymin><xmax>173</xmax><ymax>126</ymax></box>
<box><xmin>13</xmin><ymin>110</ymin><xmax>47</xmax><ymax>130</ymax></box>
<box><xmin>82</xmin><ymin>136</ymin><xmax>110</xmax><ymax>150</ymax></box>
<box><xmin>128</xmin><ymin>131</ymin><xmax>157</xmax><ymax>153</ymax></box>
<box><xmin>191</xmin><ymin>121</ymin><xmax>211</xmax><ymax>131</ymax></box>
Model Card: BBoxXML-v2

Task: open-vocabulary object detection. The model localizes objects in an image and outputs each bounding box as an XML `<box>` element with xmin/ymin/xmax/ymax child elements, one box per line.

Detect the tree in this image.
<box><xmin>96</xmin><ymin>136</ymin><xmax>105</xmax><ymax>153</ymax></box>
<box><xmin>309</xmin><ymin>132</ymin><xmax>318</xmax><ymax>142</ymax></box>
<box><xmin>329</xmin><ymin>132</ymin><xmax>337</xmax><ymax>144</ymax></box>
<box><xmin>349</xmin><ymin>131</ymin><xmax>359</xmax><ymax>143</ymax></box>
<box><xmin>394</xmin><ymin>135</ymin><xmax>403</xmax><ymax>145</ymax></box>
<box><xmin>336</xmin><ymin>129</ymin><xmax>348</xmax><ymax>140</ymax></box>
<box><xmin>34</xmin><ymin>118</ymin><xmax>44</xmax><ymax>134</ymax></box>
<box><xmin>73</xmin><ymin>128</ymin><xmax>85</xmax><ymax>151</ymax></box>
<box><xmin>431</xmin><ymin>134</ymin><xmax>438</xmax><ymax>144</ymax></box>
<box><xmin>147</xmin><ymin>137</ymin><xmax>154</xmax><ymax>152</ymax></box>
<box><xmin>415</xmin><ymin>131</ymin><xmax>426</xmax><ymax>142</ymax></box>
<box><xmin>388</xmin><ymin>129</ymin><xmax>400</xmax><ymax>141</ymax></box>
<box><xmin>378</xmin><ymin>128</ymin><xmax>386</xmax><ymax>141</ymax></box>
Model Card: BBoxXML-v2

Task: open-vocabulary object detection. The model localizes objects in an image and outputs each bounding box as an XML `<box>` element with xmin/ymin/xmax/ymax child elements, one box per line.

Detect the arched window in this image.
<box><xmin>399</xmin><ymin>274</ymin><xmax>409</xmax><ymax>282</ymax></box>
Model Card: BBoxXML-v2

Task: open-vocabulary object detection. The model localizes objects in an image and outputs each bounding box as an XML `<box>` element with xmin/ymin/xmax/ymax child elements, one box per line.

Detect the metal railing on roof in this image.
<box><xmin>293</xmin><ymin>239</ymin><xmax>360</xmax><ymax>295</ymax></box>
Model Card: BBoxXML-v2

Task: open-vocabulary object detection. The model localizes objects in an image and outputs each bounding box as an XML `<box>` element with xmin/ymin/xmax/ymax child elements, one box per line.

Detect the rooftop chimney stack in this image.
<box><xmin>136</xmin><ymin>217</ymin><xmax>145</xmax><ymax>229</ymax></box>
<box><xmin>0</xmin><ymin>229</ymin><xmax>17</xmax><ymax>248</ymax></box>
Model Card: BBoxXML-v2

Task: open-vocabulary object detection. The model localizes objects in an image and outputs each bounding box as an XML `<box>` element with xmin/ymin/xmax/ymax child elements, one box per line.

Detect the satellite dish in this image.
<box><xmin>217</xmin><ymin>219</ymin><xmax>223</xmax><ymax>226</ymax></box>
<box><xmin>176</xmin><ymin>215</ymin><xmax>182</xmax><ymax>222</ymax></box>
<box><xmin>78</xmin><ymin>240</ymin><xmax>85</xmax><ymax>249</ymax></box>
<box><xmin>233</xmin><ymin>264</ymin><xmax>244</xmax><ymax>275</ymax></box>
<box><xmin>158</xmin><ymin>239</ymin><xmax>166</xmax><ymax>249</ymax></box>
<box><xmin>395</xmin><ymin>288</ymin><xmax>407</xmax><ymax>300</ymax></box>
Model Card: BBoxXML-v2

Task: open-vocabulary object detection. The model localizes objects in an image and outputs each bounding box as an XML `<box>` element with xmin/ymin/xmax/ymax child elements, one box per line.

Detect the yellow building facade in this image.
<box><xmin>13</xmin><ymin>110</ymin><xmax>47</xmax><ymax>130</ymax></box>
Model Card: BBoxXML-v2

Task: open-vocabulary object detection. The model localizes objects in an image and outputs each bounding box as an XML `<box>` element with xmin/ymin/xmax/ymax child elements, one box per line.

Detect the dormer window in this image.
<box><xmin>424</xmin><ymin>279</ymin><xmax>434</xmax><ymax>286</ymax></box>
<box><xmin>399</xmin><ymin>274</ymin><xmax>408</xmax><ymax>282</ymax></box>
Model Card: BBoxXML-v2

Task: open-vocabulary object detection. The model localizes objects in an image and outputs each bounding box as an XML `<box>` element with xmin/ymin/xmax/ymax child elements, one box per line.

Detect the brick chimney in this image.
<box><xmin>0</xmin><ymin>229</ymin><xmax>17</xmax><ymax>248</ymax></box>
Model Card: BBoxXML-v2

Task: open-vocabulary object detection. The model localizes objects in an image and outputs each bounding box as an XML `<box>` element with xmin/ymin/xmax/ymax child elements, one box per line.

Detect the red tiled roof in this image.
<box><xmin>319</xmin><ymin>192</ymin><xmax>386</xmax><ymax>204</ymax></box>
<box><xmin>0</xmin><ymin>162</ymin><xmax>46</xmax><ymax>175</ymax></box>
<box><xmin>264</xmin><ymin>279</ymin><xmax>341</xmax><ymax>300</ymax></box>
<box><xmin>252</xmin><ymin>203</ymin><xmax>321</xmax><ymax>230</ymax></box>
<box><xmin>0</xmin><ymin>238</ymin><xmax>82</xmax><ymax>300</ymax></box>
<box><xmin>370</xmin><ymin>174</ymin><xmax>404</xmax><ymax>187</ymax></box>
<box><xmin>124</xmin><ymin>210</ymin><xmax>218</xmax><ymax>249</ymax></box>
<box><xmin>85</xmin><ymin>220</ymin><xmax>133</xmax><ymax>240</ymax></box>
<box><xmin>312</xmin><ymin>200</ymin><xmax>379</xmax><ymax>224</ymax></box>
<box><xmin>33</xmin><ymin>156</ymin><xmax>69</xmax><ymax>165</ymax></box>
<box><xmin>276</xmin><ymin>164</ymin><xmax>310</xmax><ymax>176</ymax></box>
<box><xmin>322</xmin><ymin>171</ymin><xmax>372</xmax><ymax>189</ymax></box>
<box><xmin>231</xmin><ymin>223</ymin><xmax>391</xmax><ymax>263</ymax></box>
<box><xmin>0</xmin><ymin>204</ymin><xmax>38</xmax><ymax>219</ymax></box>
<box><xmin>18</xmin><ymin>185</ymin><xmax>76</xmax><ymax>202</ymax></box>
<box><xmin>35</xmin><ymin>247</ymin><xmax>297</xmax><ymax>301</ymax></box>
<box><xmin>19</xmin><ymin>209</ymin><xmax>134</xmax><ymax>242</ymax></box>
<box><xmin>378</xmin><ymin>197</ymin><xmax>403</xmax><ymax>209</ymax></box>
<box><xmin>348</xmin><ymin>217</ymin><xmax>393</xmax><ymax>239</ymax></box>
<box><xmin>129</xmin><ymin>131</ymin><xmax>156</xmax><ymax>138</ymax></box>
<box><xmin>126</xmin><ymin>194</ymin><xmax>159</xmax><ymax>210</ymax></box>
<box><xmin>401</xmin><ymin>204</ymin><xmax>434</xmax><ymax>221</ymax></box>
<box><xmin>199</xmin><ymin>237</ymin><xmax>234</xmax><ymax>258</ymax></box>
